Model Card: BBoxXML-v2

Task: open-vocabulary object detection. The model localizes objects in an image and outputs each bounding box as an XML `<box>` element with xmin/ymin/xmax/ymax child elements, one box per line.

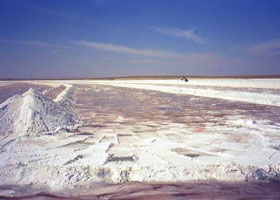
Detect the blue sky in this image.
<box><xmin>0</xmin><ymin>0</ymin><xmax>280</xmax><ymax>78</ymax></box>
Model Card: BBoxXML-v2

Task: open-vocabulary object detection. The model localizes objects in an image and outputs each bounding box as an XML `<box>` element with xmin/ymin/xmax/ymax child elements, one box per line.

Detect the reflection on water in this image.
<box><xmin>1</xmin><ymin>181</ymin><xmax>280</xmax><ymax>200</ymax></box>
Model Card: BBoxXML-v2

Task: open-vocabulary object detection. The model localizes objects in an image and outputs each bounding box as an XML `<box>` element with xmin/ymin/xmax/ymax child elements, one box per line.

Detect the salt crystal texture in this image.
<box><xmin>0</xmin><ymin>88</ymin><xmax>80</xmax><ymax>136</ymax></box>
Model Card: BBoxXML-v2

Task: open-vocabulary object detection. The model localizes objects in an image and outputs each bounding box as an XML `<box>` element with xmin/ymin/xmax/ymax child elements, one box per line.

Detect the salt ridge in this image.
<box><xmin>0</xmin><ymin>88</ymin><xmax>80</xmax><ymax>136</ymax></box>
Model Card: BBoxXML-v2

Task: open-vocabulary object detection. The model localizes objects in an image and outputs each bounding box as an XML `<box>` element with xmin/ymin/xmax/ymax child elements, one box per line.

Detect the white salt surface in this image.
<box><xmin>89</xmin><ymin>79</ymin><xmax>280</xmax><ymax>107</ymax></box>
<box><xmin>54</xmin><ymin>84</ymin><xmax>72</xmax><ymax>103</ymax></box>
<box><xmin>0</xmin><ymin>88</ymin><xmax>80</xmax><ymax>136</ymax></box>
<box><xmin>91</xmin><ymin>78</ymin><xmax>280</xmax><ymax>89</ymax></box>
<box><xmin>0</xmin><ymin>79</ymin><xmax>280</xmax><ymax>195</ymax></box>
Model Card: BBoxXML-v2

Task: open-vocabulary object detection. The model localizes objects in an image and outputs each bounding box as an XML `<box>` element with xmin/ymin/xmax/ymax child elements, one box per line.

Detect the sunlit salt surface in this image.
<box><xmin>1</xmin><ymin>79</ymin><xmax>280</xmax><ymax>199</ymax></box>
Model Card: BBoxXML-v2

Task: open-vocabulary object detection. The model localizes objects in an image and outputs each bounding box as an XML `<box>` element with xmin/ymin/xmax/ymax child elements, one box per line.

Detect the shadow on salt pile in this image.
<box><xmin>0</xmin><ymin>88</ymin><xmax>81</xmax><ymax>136</ymax></box>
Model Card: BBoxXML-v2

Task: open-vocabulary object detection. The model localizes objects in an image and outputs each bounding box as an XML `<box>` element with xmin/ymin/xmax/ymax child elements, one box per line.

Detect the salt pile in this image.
<box><xmin>0</xmin><ymin>88</ymin><xmax>80</xmax><ymax>136</ymax></box>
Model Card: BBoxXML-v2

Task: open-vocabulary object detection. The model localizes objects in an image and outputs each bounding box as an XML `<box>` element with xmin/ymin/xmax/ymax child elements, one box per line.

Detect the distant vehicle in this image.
<box><xmin>181</xmin><ymin>77</ymin><xmax>188</xmax><ymax>82</ymax></box>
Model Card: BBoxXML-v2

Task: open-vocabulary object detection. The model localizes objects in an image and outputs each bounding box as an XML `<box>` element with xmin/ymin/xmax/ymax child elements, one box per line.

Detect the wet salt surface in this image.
<box><xmin>71</xmin><ymin>84</ymin><xmax>280</xmax><ymax>167</ymax></box>
<box><xmin>1</xmin><ymin>81</ymin><xmax>280</xmax><ymax>198</ymax></box>
<box><xmin>1</xmin><ymin>181</ymin><xmax>280</xmax><ymax>199</ymax></box>
<box><xmin>75</xmin><ymin>84</ymin><xmax>280</xmax><ymax>128</ymax></box>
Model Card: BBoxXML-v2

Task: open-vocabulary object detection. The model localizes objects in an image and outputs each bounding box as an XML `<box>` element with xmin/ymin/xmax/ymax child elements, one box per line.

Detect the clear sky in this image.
<box><xmin>0</xmin><ymin>0</ymin><xmax>280</xmax><ymax>78</ymax></box>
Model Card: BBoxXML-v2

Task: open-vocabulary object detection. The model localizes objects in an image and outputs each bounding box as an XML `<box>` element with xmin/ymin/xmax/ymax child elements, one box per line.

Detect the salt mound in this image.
<box><xmin>0</xmin><ymin>88</ymin><xmax>80</xmax><ymax>136</ymax></box>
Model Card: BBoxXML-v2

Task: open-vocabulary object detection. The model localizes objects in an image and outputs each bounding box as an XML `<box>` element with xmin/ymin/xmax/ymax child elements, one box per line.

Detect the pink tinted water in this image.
<box><xmin>1</xmin><ymin>181</ymin><xmax>280</xmax><ymax>200</ymax></box>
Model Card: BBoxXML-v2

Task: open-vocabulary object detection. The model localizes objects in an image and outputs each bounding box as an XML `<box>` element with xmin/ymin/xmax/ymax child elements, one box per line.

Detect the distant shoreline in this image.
<box><xmin>1</xmin><ymin>74</ymin><xmax>280</xmax><ymax>81</ymax></box>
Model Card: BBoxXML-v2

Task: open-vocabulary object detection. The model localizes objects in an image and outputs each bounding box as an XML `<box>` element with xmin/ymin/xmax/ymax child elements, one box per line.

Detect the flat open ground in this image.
<box><xmin>0</xmin><ymin>78</ymin><xmax>280</xmax><ymax>197</ymax></box>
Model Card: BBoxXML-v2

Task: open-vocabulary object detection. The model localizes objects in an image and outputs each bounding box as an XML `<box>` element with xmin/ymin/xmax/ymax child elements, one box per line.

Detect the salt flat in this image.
<box><xmin>0</xmin><ymin>78</ymin><xmax>280</xmax><ymax>196</ymax></box>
